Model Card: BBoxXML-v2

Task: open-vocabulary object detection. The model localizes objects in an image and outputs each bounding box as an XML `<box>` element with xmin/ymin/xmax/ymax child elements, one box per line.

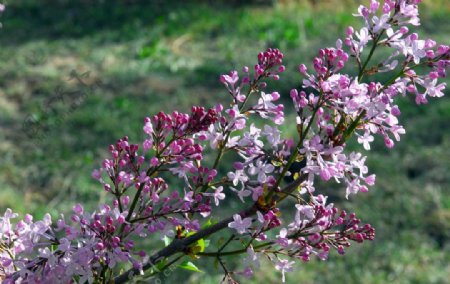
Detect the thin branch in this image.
<box><xmin>114</xmin><ymin>206</ymin><xmax>257</xmax><ymax>283</ymax></box>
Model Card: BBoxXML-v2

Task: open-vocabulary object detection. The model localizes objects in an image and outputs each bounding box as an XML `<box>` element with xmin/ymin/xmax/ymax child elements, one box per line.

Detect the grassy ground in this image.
<box><xmin>0</xmin><ymin>0</ymin><xmax>449</xmax><ymax>283</ymax></box>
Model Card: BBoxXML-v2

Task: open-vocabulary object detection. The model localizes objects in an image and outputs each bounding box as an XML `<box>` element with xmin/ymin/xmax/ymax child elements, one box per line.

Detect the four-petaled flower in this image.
<box><xmin>205</xmin><ymin>186</ymin><xmax>226</xmax><ymax>206</ymax></box>
<box><xmin>357</xmin><ymin>131</ymin><xmax>374</xmax><ymax>150</ymax></box>
<box><xmin>228</xmin><ymin>214</ymin><xmax>252</xmax><ymax>234</ymax></box>
<box><xmin>248</xmin><ymin>160</ymin><xmax>275</xmax><ymax>183</ymax></box>
<box><xmin>274</xmin><ymin>259</ymin><xmax>295</xmax><ymax>283</ymax></box>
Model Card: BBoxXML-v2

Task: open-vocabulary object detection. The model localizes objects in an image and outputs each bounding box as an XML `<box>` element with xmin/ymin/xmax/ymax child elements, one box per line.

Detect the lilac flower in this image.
<box><xmin>118</xmin><ymin>171</ymin><xmax>134</xmax><ymax>187</ymax></box>
<box><xmin>354</xmin><ymin>27</ymin><xmax>370</xmax><ymax>52</ymax></box>
<box><xmin>248</xmin><ymin>160</ymin><xmax>274</xmax><ymax>183</ymax></box>
<box><xmin>243</xmin><ymin>246</ymin><xmax>261</xmax><ymax>268</ymax></box>
<box><xmin>262</xmin><ymin>125</ymin><xmax>281</xmax><ymax>145</ymax></box>
<box><xmin>397</xmin><ymin>0</ymin><xmax>420</xmax><ymax>26</ymax></box>
<box><xmin>183</xmin><ymin>191</ymin><xmax>194</xmax><ymax>202</ymax></box>
<box><xmin>238</xmin><ymin>124</ymin><xmax>264</xmax><ymax>148</ymax></box>
<box><xmin>409</xmin><ymin>39</ymin><xmax>426</xmax><ymax>64</ymax></box>
<box><xmin>58</xmin><ymin>238</ymin><xmax>71</xmax><ymax>252</ymax></box>
<box><xmin>294</xmin><ymin>205</ymin><xmax>315</xmax><ymax>229</ymax></box>
<box><xmin>220</xmin><ymin>70</ymin><xmax>239</xmax><ymax>89</ymax></box>
<box><xmin>202</xmin><ymin>124</ymin><xmax>224</xmax><ymax>149</ymax></box>
<box><xmin>231</xmin><ymin>186</ymin><xmax>252</xmax><ymax>202</ymax></box>
<box><xmin>226</xmin><ymin>104</ymin><xmax>247</xmax><ymax>130</ymax></box>
<box><xmin>251</xmin><ymin>186</ymin><xmax>264</xmax><ymax>201</ymax></box>
<box><xmin>274</xmin><ymin>259</ymin><xmax>295</xmax><ymax>283</ymax></box>
<box><xmin>73</xmin><ymin>203</ymin><xmax>84</xmax><ymax>215</ymax></box>
<box><xmin>253</xmin><ymin>92</ymin><xmax>285</xmax><ymax>124</ymax></box>
<box><xmin>228</xmin><ymin>214</ymin><xmax>252</xmax><ymax>234</ymax></box>
<box><xmin>227</xmin><ymin>169</ymin><xmax>249</xmax><ymax>186</ymax></box>
<box><xmin>365</xmin><ymin>174</ymin><xmax>376</xmax><ymax>186</ymax></box>
<box><xmin>357</xmin><ymin>131</ymin><xmax>375</xmax><ymax>150</ymax></box>
<box><xmin>416</xmin><ymin>78</ymin><xmax>446</xmax><ymax>101</ymax></box>
<box><xmin>372</xmin><ymin>14</ymin><xmax>391</xmax><ymax>33</ymax></box>
<box><xmin>169</xmin><ymin>161</ymin><xmax>195</xmax><ymax>178</ymax></box>
<box><xmin>1</xmin><ymin>209</ymin><xmax>17</xmax><ymax>237</ymax></box>
<box><xmin>369</xmin><ymin>0</ymin><xmax>379</xmax><ymax>13</ymax></box>
<box><xmin>143</xmin><ymin>118</ymin><xmax>153</xmax><ymax>135</ymax></box>
<box><xmin>91</xmin><ymin>169</ymin><xmax>102</xmax><ymax>180</ymax></box>
<box><xmin>276</xmin><ymin>228</ymin><xmax>290</xmax><ymax>247</ymax></box>
<box><xmin>353</xmin><ymin>5</ymin><xmax>370</xmax><ymax>19</ymax></box>
<box><xmin>205</xmin><ymin>186</ymin><xmax>225</xmax><ymax>206</ymax></box>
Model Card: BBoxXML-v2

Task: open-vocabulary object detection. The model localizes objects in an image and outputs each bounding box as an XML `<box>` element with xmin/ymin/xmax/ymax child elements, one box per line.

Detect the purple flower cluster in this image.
<box><xmin>238</xmin><ymin>196</ymin><xmax>375</xmax><ymax>281</ymax></box>
<box><xmin>1</xmin><ymin>1</ymin><xmax>448</xmax><ymax>283</ymax></box>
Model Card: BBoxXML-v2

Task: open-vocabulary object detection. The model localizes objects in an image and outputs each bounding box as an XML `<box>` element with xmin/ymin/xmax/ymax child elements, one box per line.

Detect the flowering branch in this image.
<box><xmin>1</xmin><ymin>1</ymin><xmax>448</xmax><ymax>283</ymax></box>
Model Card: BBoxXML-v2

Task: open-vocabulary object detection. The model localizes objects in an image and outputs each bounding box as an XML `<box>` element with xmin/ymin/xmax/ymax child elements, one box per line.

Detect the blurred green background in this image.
<box><xmin>0</xmin><ymin>0</ymin><xmax>449</xmax><ymax>283</ymax></box>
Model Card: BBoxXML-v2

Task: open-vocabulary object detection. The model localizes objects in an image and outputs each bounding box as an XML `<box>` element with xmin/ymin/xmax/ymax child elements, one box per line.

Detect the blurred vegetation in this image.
<box><xmin>0</xmin><ymin>0</ymin><xmax>449</xmax><ymax>283</ymax></box>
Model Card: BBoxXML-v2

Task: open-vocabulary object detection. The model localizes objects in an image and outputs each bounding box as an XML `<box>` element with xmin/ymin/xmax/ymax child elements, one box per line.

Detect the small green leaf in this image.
<box><xmin>178</xmin><ymin>261</ymin><xmax>203</xmax><ymax>273</ymax></box>
<box><xmin>202</xmin><ymin>218</ymin><xmax>212</xmax><ymax>229</ymax></box>
<box><xmin>197</xmin><ymin>238</ymin><xmax>205</xmax><ymax>252</ymax></box>
<box><xmin>154</xmin><ymin>259</ymin><xmax>168</xmax><ymax>272</ymax></box>
<box><xmin>202</xmin><ymin>218</ymin><xmax>218</xmax><ymax>229</ymax></box>
<box><xmin>164</xmin><ymin>236</ymin><xmax>172</xmax><ymax>246</ymax></box>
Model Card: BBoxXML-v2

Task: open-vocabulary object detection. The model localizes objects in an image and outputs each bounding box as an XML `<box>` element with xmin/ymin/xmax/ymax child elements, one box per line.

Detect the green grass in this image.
<box><xmin>0</xmin><ymin>0</ymin><xmax>449</xmax><ymax>283</ymax></box>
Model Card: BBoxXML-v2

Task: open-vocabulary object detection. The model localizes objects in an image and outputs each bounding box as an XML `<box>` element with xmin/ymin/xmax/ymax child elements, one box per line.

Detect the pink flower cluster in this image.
<box><xmin>1</xmin><ymin>1</ymin><xmax>448</xmax><ymax>283</ymax></box>
<box><xmin>238</xmin><ymin>195</ymin><xmax>375</xmax><ymax>281</ymax></box>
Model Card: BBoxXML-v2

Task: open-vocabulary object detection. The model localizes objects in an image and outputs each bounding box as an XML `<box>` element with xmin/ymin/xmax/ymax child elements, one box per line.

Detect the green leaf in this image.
<box><xmin>202</xmin><ymin>218</ymin><xmax>212</xmax><ymax>229</ymax></box>
<box><xmin>197</xmin><ymin>238</ymin><xmax>205</xmax><ymax>252</ymax></box>
<box><xmin>202</xmin><ymin>218</ymin><xmax>218</xmax><ymax>229</ymax></box>
<box><xmin>178</xmin><ymin>261</ymin><xmax>203</xmax><ymax>273</ymax></box>
<box><xmin>164</xmin><ymin>236</ymin><xmax>172</xmax><ymax>247</ymax></box>
<box><xmin>154</xmin><ymin>259</ymin><xmax>168</xmax><ymax>272</ymax></box>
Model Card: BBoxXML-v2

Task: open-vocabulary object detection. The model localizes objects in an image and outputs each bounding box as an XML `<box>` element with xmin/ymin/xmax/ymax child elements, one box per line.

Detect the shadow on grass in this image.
<box><xmin>0</xmin><ymin>0</ymin><xmax>274</xmax><ymax>45</ymax></box>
